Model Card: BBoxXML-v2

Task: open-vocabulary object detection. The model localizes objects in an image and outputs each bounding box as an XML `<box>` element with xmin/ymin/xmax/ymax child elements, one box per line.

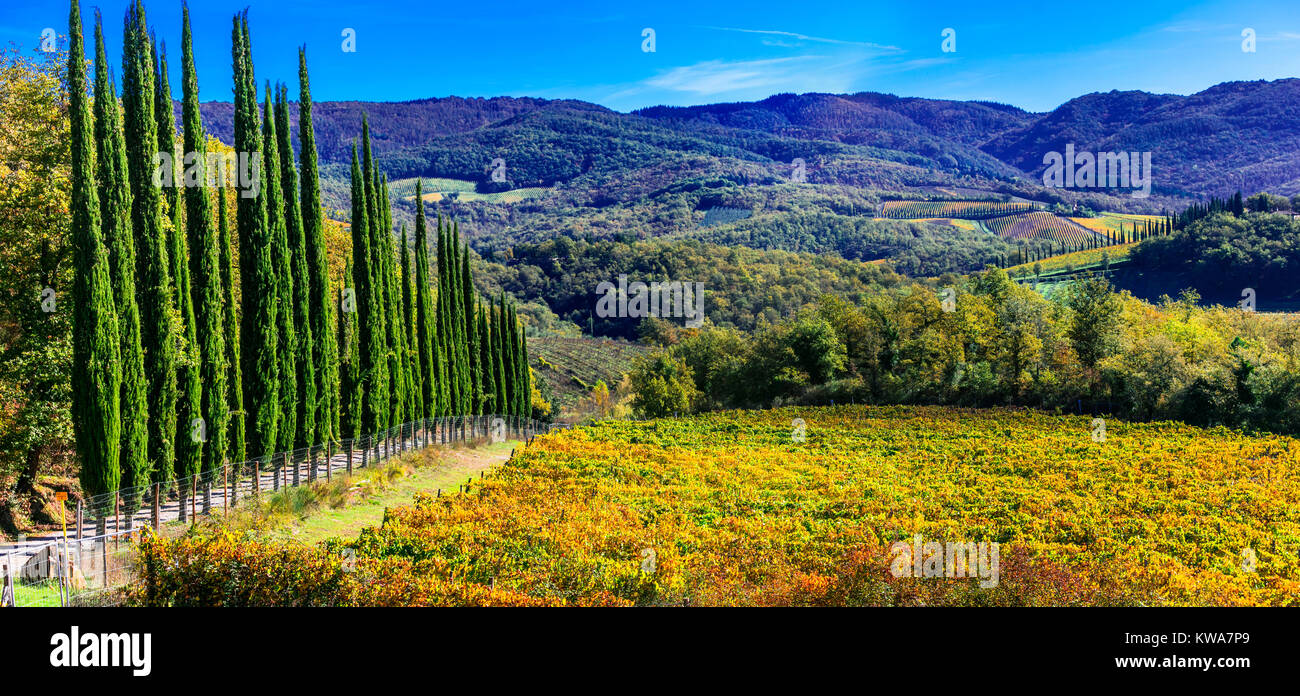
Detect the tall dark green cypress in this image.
<box><xmin>377</xmin><ymin>172</ymin><xmax>405</xmax><ymax>434</ymax></box>
<box><xmin>359</xmin><ymin>119</ymin><xmax>389</xmax><ymax>437</ymax></box>
<box><xmin>461</xmin><ymin>245</ymin><xmax>482</xmax><ymax>413</ymax></box>
<box><xmin>442</xmin><ymin>219</ymin><xmax>465</xmax><ymax>415</ymax></box>
<box><xmin>412</xmin><ymin>183</ymin><xmax>438</xmax><ymax>419</ymax></box>
<box><xmin>181</xmin><ymin>2</ymin><xmax>228</xmax><ymax>493</ymax></box>
<box><xmin>434</xmin><ymin>218</ymin><xmax>453</xmax><ymax>413</ymax></box>
<box><xmin>217</xmin><ymin>185</ymin><xmax>244</xmax><ymax>463</ymax></box>
<box><xmin>491</xmin><ymin>298</ymin><xmax>507</xmax><ymax>415</ymax></box>
<box><xmin>93</xmin><ymin>9</ymin><xmax>146</xmax><ymax>514</ymax></box>
<box><xmin>160</xmin><ymin>35</ymin><xmax>202</xmax><ymax>511</ymax></box>
<box><xmin>156</xmin><ymin>39</ymin><xmax>201</xmax><ymax>486</ymax></box>
<box><xmin>276</xmin><ymin>84</ymin><xmax>315</xmax><ymax>455</ymax></box>
<box><xmin>69</xmin><ymin>0</ymin><xmax>121</xmax><ymax>523</ymax></box>
<box><xmin>233</xmin><ymin>12</ymin><xmax>278</xmax><ymax>463</ymax></box>
<box><xmin>153</xmin><ymin>39</ymin><xmax>178</xmax><ymax>227</ymax></box>
<box><xmin>508</xmin><ymin>302</ymin><xmax>523</xmax><ymax>416</ymax></box>
<box><xmin>449</xmin><ymin>224</ymin><xmax>469</xmax><ymax>415</ymax></box>
<box><xmin>434</xmin><ymin>217</ymin><xmax>451</xmax><ymax>417</ymax></box>
<box><xmin>477</xmin><ymin>303</ymin><xmax>495</xmax><ymax>414</ymax></box>
<box><xmin>380</xmin><ymin>177</ymin><xmax>406</xmax><ymax>433</ymax></box>
<box><xmin>497</xmin><ymin>294</ymin><xmax>515</xmax><ymax>416</ymax></box>
<box><xmin>350</xmin><ymin>140</ymin><xmax>385</xmax><ymax>442</ymax></box>
<box><xmin>393</xmin><ymin>187</ymin><xmax>415</xmax><ymax>431</ymax></box>
<box><xmin>517</xmin><ymin>311</ymin><xmax>532</xmax><ymax>417</ymax></box>
<box><xmin>262</xmin><ymin>82</ymin><xmax>297</xmax><ymax>456</ymax></box>
<box><xmin>124</xmin><ymin>0</ymin><xmax>178</xmax><ymax>487</ymax></box>
<box><xmin>338</xmin><ymin>259</ymin><xmax>361</xmax><ymax>443</ymax></box>
<box><xmin>298</xmin><ymin>48</ymin><xmax>337</xmax><ymax>450</ymax></box>
<box><xmin>399</xmin><ymin>223</ymin><xmax>422</xmax><ymax>425</ymax></box>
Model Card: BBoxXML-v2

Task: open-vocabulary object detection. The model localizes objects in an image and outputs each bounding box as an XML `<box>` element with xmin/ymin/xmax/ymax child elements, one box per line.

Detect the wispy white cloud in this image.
<box><xmin>701</xmin><ymin>26</ymin><xmax>902</xmax><ymax>52</ymax></box>
<box><xmin>643</xmin><ymin>56</ymin><xmax>826</xmax><ymax>95</ymax></box>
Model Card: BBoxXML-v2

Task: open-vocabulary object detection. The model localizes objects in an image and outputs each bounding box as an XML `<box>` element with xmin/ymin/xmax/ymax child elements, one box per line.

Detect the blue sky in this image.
<box><xmin>4</xmin><ymin>0</ymin><xmax>1299</xmax><ymax>112</ymax></box>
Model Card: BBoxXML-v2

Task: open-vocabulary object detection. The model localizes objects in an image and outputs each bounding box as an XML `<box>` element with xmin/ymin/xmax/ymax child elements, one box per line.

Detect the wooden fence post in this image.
<box><xmin>76</xmin><ymin>502</ymin><xmax>83</xmax><ymax>541</ymax></box>
<box><xmin>152</xmin><ymin>483</ymin><xmax>160</xmax><ymax>529</ymax></box>
<box><xmin>223</xmin><ymin>465</ymin><xmax>228</xmax><ymax>515</ymax></box>
<box><xmin>254</xmin><ymin>460</ymin><xmax>260</xmax><ymax>497</ymax></box>
<box><xmin>190</xmin><ymin>475</ymin><xmax>197</xmax><ymax>521</ymax></box>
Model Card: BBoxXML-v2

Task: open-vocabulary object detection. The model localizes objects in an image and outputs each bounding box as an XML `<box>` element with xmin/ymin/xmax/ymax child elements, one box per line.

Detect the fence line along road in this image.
<box><xmin>0</xmin><ymin>414</ymin><xmax>570</xmax><ymax>605</ymax></box>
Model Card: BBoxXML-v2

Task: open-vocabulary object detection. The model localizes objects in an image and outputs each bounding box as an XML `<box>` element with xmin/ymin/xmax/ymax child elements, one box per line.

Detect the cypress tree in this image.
<box><xmin>509</xmin><ymin>303</ymin><xmax>524</xmax><ymax>416</ymax></box>
<box><xmin>70</xmin><ymin>0</ymin><xmax>122</xmax><ymax>526</ymax></box>
<box><xmin>156</xmin><ymin>37</ymin><xmax>202</xmax><ymax>495</ymax></box>
<box><xmin>376</xmin><ymin>172</ymin><xmax>407</xmax><ymax>440</ymax></box>
<box><xmin>434</xmin><ymin>217</ymin><xmax>451</xmax><ymax>418</ymax></box>
<box><xmin>395</xmin><ymin>191</ymin><xmax>416</xmax><ymax>434</ymax></box>
<box><xmin>380</xmin><ymin>177</ymin><xmax>407</xmax><ymax>437</ymax></box>
<box><xmin>338</xmin><ymin>259</ymin><xmax>361</xmax><ymax>444</ymax></box>
<box><xmin>477</xmin><ymin>303</ymin><xmax>495</xmax><ymax>414</ymax></box>
<box><xmin>506</xmin><ymin>303</ymin><xmax>527</xmax><ymax>416</ymax></box>
<box><xmin>164</xmin><ymin>32</ymin><xmax>201</xmax><ymax>512</ymax></box>
<box><xmin>450</xmin><ymin>224</ymin><xmax>470</xmax><ymax>415</ymax></box>
<box><xmin>217</xmin><ymin>184</ymin><xmax>244</xmax><ymax>463</ymax></box>
<box><xmin>434</xmin><ymin>218</ymin><xmax>453</xmax><ymax>413</ymax></box>
<box><xmin>153</xmin><ymin>39</ymin><xmax>178</xmax><ymax>228</ymax></box>
<box><xmin>360</xmin><ymin>119</ymin><xmax>390</xmax><ymax>441</ymax></box>
<box><xmin>461</xmin><ymin>246</ymin><xmax>482</xmax><ymax>413</ymax></box>
<box><xmin>491</xmin><ymin>298</ymin><xmax>507</xmax><ymax>416</ymax></box>
<box><xmin>182</xmin><ymin>2</ymin><xmax>227</xmax><ymax>502</ymax></box>
<box><xmin>93</xmin><ymin>9</ymin><xmax>146</xmax><ymax>517</ymax></box>
<box><xmin>518</xmin><ymin>311</ymin><xmax>532</xmax><ymax>418</ymax></box>
<box><xmin>412</xmin><ymin>182</ymin><xmax>440</xmax><ymax>420</ymax></box>
<box><xmin>298</xmin><ymin>48</ymin><xmax>337</xmax><ymax>450</ymax></box>
<box><xmin>124</xmin><ymin>0</ymin><xmax>178</xmax><ymax>489</ymax></box>
<box><xmin>262</xmin><ymin>82</ymin><xmax>297</xmax><ymax>460</ymax></box>
<box><xmin>233</xmin><ymin>12</ymin><xmax>278</xmax><ymax>464</ymax></box>
<box><xmin>400</xmin><ymin>222</ymin><xmax>422</xmax><ymax>427</ymax></box>
<box><xmin>276</xmin><ymin>84</ymin><xmax>315</xmax><ymax>458</ymax></box>
<box><xmin>351</xmin><ymin>141</ymin><xmax>386</xmax><ymax>444</ymax></box>
<box><xmin>497</xmin><ymin>295</ymin><xmax>515</xmax><ymax>416</ymax></box>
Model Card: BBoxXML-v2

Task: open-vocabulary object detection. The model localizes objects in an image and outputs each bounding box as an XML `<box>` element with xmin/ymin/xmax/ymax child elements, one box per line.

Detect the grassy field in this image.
<box><xmin>135</xmin><ymin>406</ymin><xmax>1300</xmax><ymax>606</ymax></box>
<box><xmin>1007</xmin><ymin>242</ymin><xmax>1137</xmax><ymax>277</ymax></box>
<box><xmin>217</xmin><ymin>440</ymin><xmax>518</xmax><ymax>546</ymax></box>
<box><xmin>388</xmin><ymin>176</ymin><xmax>550</xmax><ymax>204</ymax></box>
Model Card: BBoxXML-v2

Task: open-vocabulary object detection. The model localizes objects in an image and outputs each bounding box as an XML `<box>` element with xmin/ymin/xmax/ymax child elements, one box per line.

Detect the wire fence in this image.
<box><xmin>2</xmin><ymin>528</ymin><xmax>137</xmax><ymax>607</ymax></box>
<box><xmin>0</xmin><ymin>414</ymin><xmax>570</xmax><ymax>607</ymax></box>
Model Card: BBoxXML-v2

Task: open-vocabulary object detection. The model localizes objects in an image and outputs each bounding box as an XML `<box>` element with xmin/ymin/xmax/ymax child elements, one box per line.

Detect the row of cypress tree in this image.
<box><xmin>340</xmin><ymin>118</ymin><xmax>533</xmax><ymax>458</ymax></box>
<box><xmin>66</xmin><ymin>0</ymin><xmax>531</xmax><ymax>526</ymax></box>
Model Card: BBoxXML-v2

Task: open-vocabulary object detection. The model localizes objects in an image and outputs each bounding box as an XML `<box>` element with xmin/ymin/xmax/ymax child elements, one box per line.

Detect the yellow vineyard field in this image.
<box><xmin>370</xmin><ymin>407</ymin><xmax>1300</xmax><ymax>605</ymax></box>
<box><xmin>136</xmin><ymin>406</ymin><xmax>1300</xmax><ymax>606</ymax></box>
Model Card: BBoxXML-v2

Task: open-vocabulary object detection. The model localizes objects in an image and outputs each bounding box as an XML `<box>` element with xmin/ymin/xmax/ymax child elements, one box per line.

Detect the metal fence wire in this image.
<box><xmin>0</xmin><ymin>414</ymin><xmax>570</xmax><ymax>607</ymax></box>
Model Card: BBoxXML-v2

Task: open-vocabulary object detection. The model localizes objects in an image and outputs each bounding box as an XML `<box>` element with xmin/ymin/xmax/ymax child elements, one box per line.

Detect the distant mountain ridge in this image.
<box><xmin>192</xmin><ymin>77</ymin><xmax>1300</xmax><ymax>198</ymax></box>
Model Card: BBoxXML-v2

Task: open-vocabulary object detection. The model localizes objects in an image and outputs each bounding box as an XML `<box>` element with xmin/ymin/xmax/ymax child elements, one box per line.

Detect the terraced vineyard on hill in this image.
<box><xmin>529</xmin><ymin>337</ymin><xmax>650</xmax><ymax>413</ymax></box>
<box><xmin>985</xmin><ymin>211</ymin><xmax>1103</xmax><ymax>245</ymax></box>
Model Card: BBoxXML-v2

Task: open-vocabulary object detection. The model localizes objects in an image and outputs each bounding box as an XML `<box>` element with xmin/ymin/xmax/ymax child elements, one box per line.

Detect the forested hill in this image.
<box><xmin>187</xmin><ymin>78</ymin><xmax>1300</xmax><ymax>199</ymax></box>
